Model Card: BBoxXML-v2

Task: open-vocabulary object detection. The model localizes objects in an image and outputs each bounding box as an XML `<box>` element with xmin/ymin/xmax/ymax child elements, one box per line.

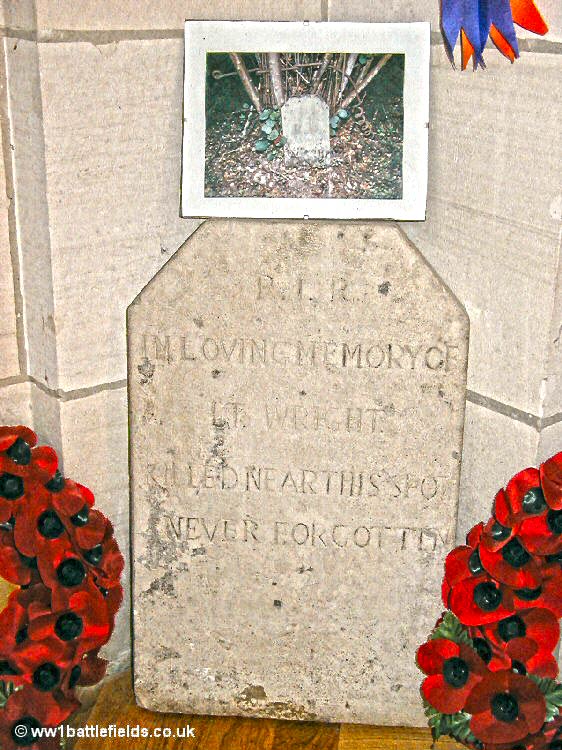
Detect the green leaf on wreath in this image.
<box><xmin>259</xmin><ymin>109</ymin><xmax>271</xmax><ymax>121</ymax></box>
<box><xmin>529</xmin><ymin>676</ymin><xmax>562</xmax><ymax>721</ymax></box>
<box><xmin>424</xmin><ymin>700</ymin><xmax>444</xmax><ymax>740</ymax></box>
<box><xmin>447</xmin><ymin>713</ymin><xmax>478</xmax><ymax>744</ymax></box>
<box><xmin>423</xmin><ymin>701</ymin><xmax>478</xmax><ymax>745</ymax></box>
<box><xmin>0</xmin><ymin>680</ymin><xmax>20</xmax><ymax>709</ymax></box>
<box><xmin>430</xmin><ymin>611</ymin><xmax>472</xmax><ymax>646</ymax></box>
<box><xmin>255</xmin><ymin>139</ymin><xmax>270</xmax><ymax>153</ymax></box>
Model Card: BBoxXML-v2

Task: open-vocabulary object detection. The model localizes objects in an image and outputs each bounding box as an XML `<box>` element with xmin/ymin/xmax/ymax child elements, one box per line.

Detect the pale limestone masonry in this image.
<box><xmin>0</xmin><ymin>1</ymin><xmax>560</xmax><ymax>678</ymax></box>
<box><xmin>129</xmin><ymin>220</ymin><xmax>469</xmax><ymax>723</ymax></box>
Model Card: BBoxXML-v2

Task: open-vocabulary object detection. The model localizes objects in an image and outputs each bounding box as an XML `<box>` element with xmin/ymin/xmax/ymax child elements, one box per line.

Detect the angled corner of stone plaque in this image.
<box><xmin>128</xmin><ymin>219</ymin><xmax>469</xmax><ymax>725</ymax></box>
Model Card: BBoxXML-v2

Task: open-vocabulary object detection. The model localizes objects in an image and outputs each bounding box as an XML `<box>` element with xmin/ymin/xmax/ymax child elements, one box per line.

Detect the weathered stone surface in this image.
<box><xmin>34</xmin><ymin>38</ymin><xmax>197</xmax><ymax>391</ymax></box>
<box><xmin>0</xmin><ymin>115</ymin><xmax>19</xmax><ymax>380</ymax></box>
<box><xmin>282</xmin><ymin>96</ymin><xmax>330</xmax><ymax>167</ymax></box>
<box><xmin>403</xmin><ymin>49</ymin><xmax>561</xmax><ymax>416</ymax></box>
<box><xmin>129</xmin><ymin>219</ymin><xmax>468</xmax><ymax>725</ymax></box>
<box><xmin>31</xmin><ymin>0</ymin><xmax>324</xmax><ymax>30</ymax></box>
<box><xmin>327</xmin><ymin>0</ymin><xmax>562</xmax><ymax>42</ymax></box>
<box><xmin>0</xmin><ymin>382</ymin><xmax>32</xmax><ymax>425</ymax></box>
<box><xmin>456</xmin><ymin>402</ymin><xmax>539</xmax><ymax>541</ymax></box>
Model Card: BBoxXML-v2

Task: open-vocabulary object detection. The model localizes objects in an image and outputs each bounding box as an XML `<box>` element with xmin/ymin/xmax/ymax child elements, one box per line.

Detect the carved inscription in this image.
<box><xmin>129</xmin><ymin>221</ymin><xmax>469</xmax><ymax>723</ymax></box>
<box><xmin>141</xmin><ymin>332</ymin><xmax>459</xmax><ymax>372</ymax></box>
<box><xmin>210</xmin><ymin>400</ymin><xmax>391</xmax><ymax>434</ymax></box>
<box><xmin>165</xmin><ymin>515</ymin><xmax>449</xmax><ymax>553</ymax></box>
<box><xmin>147</xmin><ymin>461</ymin><xmax>449</xmax><ymax>501</ymax></box>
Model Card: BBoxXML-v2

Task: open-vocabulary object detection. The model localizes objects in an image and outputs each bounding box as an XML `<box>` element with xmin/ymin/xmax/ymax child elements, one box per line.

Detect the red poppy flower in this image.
<box><xmin>417</xmin><ymin>638</ymin><xmax>488</xmax><ymax>713</ymax></box>
<box><xmin>0</xmin><ymin>593</ymin><xmax>31</xmax><ymax>685</ymax></box>
<box><xmin>86</xmin><ymin>518</ymin><xmax>124</xmax><ymax>585</ymax></box>
<box><xmin>60</xmin><ymin>648</ymin><xmax>108</xmax><ymax>696</ymax></box>
<box><xmin>100</xmin><ymin>578</ymin><xmax>124</xmax><ymax>624</ymax></box>
<box><xmin>0</xmin><ymin>529</ymin><xmax>41</xmax><ymax>586</ymax></box>
<box><xmin>0</xmin><ymin>684</ymin><xmax>79</xmax><ymax>750</ymax></box>
<box><xmin>486</xmin><ymin>714</ymin><xmax>562</xmax><ymax>749</ymax></box>
<box><xmin>483</xmin><ymin>608</ymin><xmax>560</xmax><ymax>654</ymax></box>
<box><xmin>540</xmin><ymin>452</ymin><xmax>562</xmax><ymax>511</ymax></box>
<box><xmin>517</xmin><ymin>510</ymin><xmax>562</xmax><ymax>556</ymax></box>
<box><xmin>79</xmin><ymin>517</ymin><xmax>124</xmax><ymax>622</ymax></box>
<box><xmin>0</xmin><ymin>474</ymin><xmax>35</xmax><ymax>526</ymax></box>
<box><xmin>481</xmin><ymin>514</ymin><xmax>518</xmax><ymax>553</ymax></box>
<box><xmin>450</xmin><ymin>573</ymin><xmax>515</xmax><ymax>626</ymax></box>
<box><xmin>34</xmin><ymin>532</ymin><xmax>81</xmax><ymax>592</ymax></box>
<box><xmin>47</xmin><ymin>478</ymin><xmax>94</xmax><ymax>520</ymax></box>
<box><xmin>8</xmin><ymin>633</ymin><xmax>75</xmax><ymax>685</ymax></box>
<box><xmin>467</xmin><ymin>628</ymin><xmax>512</xmax><ymax>671</ymax></box>
<box><xmin>482</xmin><ymin>469</ymin><xmax>549</xmax><ymax>557</ymax></box>
<box><xmin>478</xmin><ymin>534</ymin><xmax>542</xmax><ymax>589</ymax></box>
<box><xmin>13</xmin><ymin>481</ymin><xmax>97</xmax><ymax>559</ymax></box>
<box><xmin>512</xmin><ymin>564</ymin><xmax>562</xmax><ymax>618</ymax></box>
<box><xmin>75</xmin><ymin>507</ymin><xmax>107</xmax><ymax>551</ymax></box>
<box><xmin>467</xmin><ymin>522</ymin><xmax>485</xmax><ymax>547</ymax></box>
<box><xmin>506</xmin><ymin>637</ymin><xmax>559</xmax><ymax>679</ymax></box>
<box><xmin>466</xmin><ymin>670</ymin><xmax>546</xmax><ymax>745</ymax></box>
<box><xmin>29</xmin><ymin>582</ymin><xmax>113</xmax><ymax>657</ymax></box>
<box><xmin>0</xmin><ymin>443</ymin><xmax>58</xmax><ymax>484</ymax></box>
<box><xmin>79</xmin><ymin>649</ymin><xmax>108</xmax><ymax>685</ymax></box>
<box><xmin>0</xmin><ymin>585</ymin><xmax>52</xmax><ymax>654</ymax></box>
<box><xmin>442</xmin><ymin>524</ymin><xmax>485</xmax><ymax>607</ymax></box>
<box><xmin>0</xmin><ymin>591</ymin><xmax>74</xmax><ymax>684</ymax></box>
<box><xmin>0</xmin><ymin>426</ymin><xmax>37</xmax><ymax>453</ymax></box>
<box><xmin>494</xmin><ymin>468</ymin><xmax>545</xmax><ymax>527</ymax></box>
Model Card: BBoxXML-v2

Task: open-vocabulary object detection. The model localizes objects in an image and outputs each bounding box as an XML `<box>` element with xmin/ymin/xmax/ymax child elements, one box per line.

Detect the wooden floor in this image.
<box><xmin>74</xmin><ymin>672</ymin><xmax>463</xmax><ymax>750</ymax></box>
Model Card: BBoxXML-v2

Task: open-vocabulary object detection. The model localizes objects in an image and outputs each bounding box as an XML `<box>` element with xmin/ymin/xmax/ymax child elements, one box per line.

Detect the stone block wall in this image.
<box><xmin>0</xmin><ymin>0</ymin><xmax>560</xmax><ymax>672</ymax></box>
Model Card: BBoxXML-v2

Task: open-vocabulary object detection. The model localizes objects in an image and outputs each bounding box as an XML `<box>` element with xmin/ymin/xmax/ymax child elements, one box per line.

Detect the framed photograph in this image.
<box><xmin>181</xmin><ymin>21</ymin><xmax>430</xmax><ymax>221</ymax></box>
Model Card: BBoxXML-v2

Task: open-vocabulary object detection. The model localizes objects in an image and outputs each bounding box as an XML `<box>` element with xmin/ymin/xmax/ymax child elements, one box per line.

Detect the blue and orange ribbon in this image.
<box><xmin>441</xmin><ymin>0</ymin><xmax>549</xmax><ymax>69</ymax></box>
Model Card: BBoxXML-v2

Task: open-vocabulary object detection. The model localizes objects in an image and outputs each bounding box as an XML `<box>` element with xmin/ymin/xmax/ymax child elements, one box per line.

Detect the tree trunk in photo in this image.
<box><xmin>268</xmin><ymin>53</ymin><xmax>285</xmax><ymax>107</ymax></box>
<box><xmin>341</xmin><ymin>54</ymin><xmax>393</xmax><ymax>108</ymax></box>
<box><xmin>339</xmin><ymin>53</ymin><xmax>358</xmax><ymax>98</ymax></box>
<box><xmin>354</xmin><ymin>56</ymin><xmax>374</xmax><ymax>89</ymax></box>
<box><xmin>229</xmin><ymin>53</ymin><xmax>262</xmax><ymax>112</ymax></box>
<box><xmin>311</xmin><ymin>53</ymin><xmax>332</xmax><ymax>95</ymax></box>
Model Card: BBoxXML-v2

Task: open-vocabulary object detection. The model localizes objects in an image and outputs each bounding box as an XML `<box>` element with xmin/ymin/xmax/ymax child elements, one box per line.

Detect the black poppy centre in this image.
<box><xmin>474</xmin><ymin>582</ymin><xmax>502</xmax><ymax>611</ymax></box>
<box><xmin>443</xmin><ymin>656</ymin><xmax>469</xmax><ymax>688</ymax></box>
<box><xmin>498</xmin><ymin>615</ymin><xmax>526</xmax><ymax>642</ymax></box>
<box><xmin>501</xmin><ymin>539</ymin><xmax>531</xmax><ymax>568</ymax></box>
<box><xmin>491</xmin><ymin>692</ymin><xmax>519</xmax><ymax>723</ymax></box>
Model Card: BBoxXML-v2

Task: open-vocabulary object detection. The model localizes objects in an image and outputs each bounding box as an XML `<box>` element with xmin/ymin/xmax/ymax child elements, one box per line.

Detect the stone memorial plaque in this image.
<box><xmin>129</xmin><ymin>220</ymin><xmax>469</xmax><ymax>725</ymax></box>
<box><xmin>281</xmin><ymin>96</ymin><xmax>331</xmax><ymax>167</ymax></box>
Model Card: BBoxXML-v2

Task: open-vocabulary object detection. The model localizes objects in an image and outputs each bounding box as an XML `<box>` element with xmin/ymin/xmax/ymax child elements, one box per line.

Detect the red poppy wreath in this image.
<box><xmin>0</xmin><ymin>425</ymin><xmax>124</xmax><ymax>749</ymax></box>
<box><xmin>417</xmin><ymin>450</ymin><xmax>562</xmax><ymax>750</ymax></box>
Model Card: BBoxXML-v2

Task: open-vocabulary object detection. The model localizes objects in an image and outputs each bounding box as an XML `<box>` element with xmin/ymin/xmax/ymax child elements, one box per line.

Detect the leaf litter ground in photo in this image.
<box><xmin>204</xmin><ymin>52</ymin><xmax>404</xmax><ymax>200</ymax></box>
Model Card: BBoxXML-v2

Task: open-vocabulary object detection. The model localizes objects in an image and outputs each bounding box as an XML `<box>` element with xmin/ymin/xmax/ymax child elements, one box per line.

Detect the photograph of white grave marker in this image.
<box><xmin>181</xmin><ymin>22</ymin><xmax>430</xmax><ymax>220</ymax></box>
<box><xmin>204</xmin><ymin>51</ymin><xmax>404</xmax><ymax>200</ymax></box>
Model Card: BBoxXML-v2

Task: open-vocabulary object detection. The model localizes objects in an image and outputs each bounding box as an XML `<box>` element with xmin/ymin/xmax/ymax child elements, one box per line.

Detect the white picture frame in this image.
<box><xmin>181</xmin><ymin>21</ymin><xmax>430</xmax><ymax>221</ymax></box>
